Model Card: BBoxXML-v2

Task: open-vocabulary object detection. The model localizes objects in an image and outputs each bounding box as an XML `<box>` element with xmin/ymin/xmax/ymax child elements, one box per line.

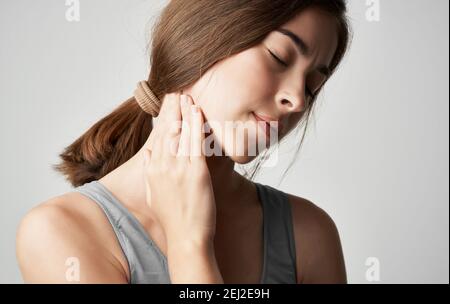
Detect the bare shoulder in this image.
<box><xmin>16</xmin><ymin>192</ymin><xmax>129</xmax><ymax>283</ymax></box>
<box><xmin>286</xmin><ymin>193</ymin><xmax>347</xmax><ymax>284</ymax></box>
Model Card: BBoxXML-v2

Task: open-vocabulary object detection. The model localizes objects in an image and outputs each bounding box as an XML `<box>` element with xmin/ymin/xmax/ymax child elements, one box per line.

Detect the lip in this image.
<box><xmin>252</xmin><ymin>112</ymin><xmax>282</xmax><ymax>142</ymax></box>
<box><xmin>252</xmin><ymin>112</ymin><xmax>283</xmax><ymax>132</ymax></box>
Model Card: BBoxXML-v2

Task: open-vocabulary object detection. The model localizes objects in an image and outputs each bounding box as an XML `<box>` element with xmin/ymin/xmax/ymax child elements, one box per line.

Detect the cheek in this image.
<box><xmin>231</xmin><ymin>49</ymin><xmax>277</xmax><ymax>105</ymax></box>
<box><xmin>190</xmin><ymin>47</ymin><xmax>277</xmax><ymax>123</ymax></box>
<box><xmin>213</xmin><ymin>48</ymin><xmax>277</xmax><ymax>116</ymax></box>
<box><xmin>186</xmin><ymin>48</ymin><xmax>279</xmax><ymax>158</ymax></box>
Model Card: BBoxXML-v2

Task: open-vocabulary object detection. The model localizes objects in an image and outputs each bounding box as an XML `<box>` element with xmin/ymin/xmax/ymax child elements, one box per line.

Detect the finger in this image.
<box><xmin>150</xmin><ymin>95</ymin><xmax>175</xmax><ymax>161</ymax></box>
<box><xmin>167</xmin><ymin>93</ymin><xmax>182</xmax><ymax>137</ymax></box>
<box><xmin>158</xmin><ymin>93</ymin><xmax>181</xmax><ymax>128</ymax></box>
<box><xmin>190</xmin><ymin>103</ymin><xmax>205</xmax><ymax>163</ymax></box>
<box><xmin>177</xmin><ymin>95</ymin><xmax>192</xmax><ymax>159</ymax></box>
<box><xmin>157</xmin><ymin>93</ymin><xmax>174</xmax><ymax>121</ymax></box>
<box><xmin>161</xmin><ymin>93</ymin><xmax>183</xmax><ymax>158</ymax></box>
<box><xmin>159</xmin><ymin>93</ymin><xmax>182</xmax><ymax>134</ymax></box>
<box><xmin>151</xmin><ymin>94</ymin><xmax>178</xmax><ymax>159</ymax></box>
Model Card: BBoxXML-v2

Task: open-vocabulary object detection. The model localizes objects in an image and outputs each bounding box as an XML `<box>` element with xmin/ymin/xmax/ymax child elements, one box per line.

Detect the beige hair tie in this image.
<box><xmin>134</xmin><ymin>81</ymin><xmax>161</xmax><ymax>117</ymax></box>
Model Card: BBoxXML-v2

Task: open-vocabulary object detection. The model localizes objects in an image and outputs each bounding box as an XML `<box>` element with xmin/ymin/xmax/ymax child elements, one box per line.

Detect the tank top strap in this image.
<box><xmin>73</xmin><ymin>180</ymin><xmax>170</xmax><ymax>284</ymax></box>
<box><xmin>255</xmin><ymin>182</ymin><xmax>298</xmax><ymax>283</ymax></box>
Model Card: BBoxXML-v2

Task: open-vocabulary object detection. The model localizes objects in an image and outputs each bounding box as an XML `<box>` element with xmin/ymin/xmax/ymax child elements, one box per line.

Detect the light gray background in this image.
<box><xmin>0</xmin><ymin>0</ymin><xmax>448</xmax><ymax>284</ymax></box>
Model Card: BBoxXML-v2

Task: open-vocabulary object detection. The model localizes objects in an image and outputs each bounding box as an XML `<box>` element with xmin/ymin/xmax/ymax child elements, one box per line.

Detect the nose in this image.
<box><xmin>276</xmin><ymin>80</ymin><xmax>307</xmax><ymax>115</ymax></box>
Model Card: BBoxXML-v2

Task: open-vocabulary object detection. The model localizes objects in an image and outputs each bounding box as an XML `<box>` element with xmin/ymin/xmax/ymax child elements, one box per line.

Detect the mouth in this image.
<box><xmin>251</xmin><ymin>112</ymin><xmax>283</xmax><ymax>140</ymax></box>
<box><xmin>252</xmin><ymin>112</ymin><xmax>283</xmax><ymax>130</ymax></box>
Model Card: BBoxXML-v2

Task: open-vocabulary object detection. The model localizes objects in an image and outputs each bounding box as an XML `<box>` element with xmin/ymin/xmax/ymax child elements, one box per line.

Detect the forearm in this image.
<box><xmin>167</xmin><ymin>239</ymin><xmax>224</xmax><ymax>284</ymax></box>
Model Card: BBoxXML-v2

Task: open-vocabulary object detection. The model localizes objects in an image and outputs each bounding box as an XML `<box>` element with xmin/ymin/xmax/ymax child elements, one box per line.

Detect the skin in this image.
<box><xmin>16</xmin><ymin>7</ymin><xmax>347</xmax><ymax>284</ymax></box>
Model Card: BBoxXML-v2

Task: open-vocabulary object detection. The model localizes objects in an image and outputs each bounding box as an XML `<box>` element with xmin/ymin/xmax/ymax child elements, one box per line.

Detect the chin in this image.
<box><xmin>221</xmin><ymin>138</ymin><xmax>267</xmax><ymax>164</ymax></box>
<box><xmin>230</xmin><ymin>154</ymin><xmax>258</xmax><ymax>164</ymax></box>
<box><xmin>205</xmin><ymin>112</ymin><xmax>276</xmax><ymax>162</ymax></box>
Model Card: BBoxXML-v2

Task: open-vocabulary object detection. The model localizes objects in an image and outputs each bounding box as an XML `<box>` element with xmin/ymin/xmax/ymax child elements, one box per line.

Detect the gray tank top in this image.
<box><xmin>73</xmin><ymin>180</ymin><xmax>297</xmax><ymax>284</ymax></box>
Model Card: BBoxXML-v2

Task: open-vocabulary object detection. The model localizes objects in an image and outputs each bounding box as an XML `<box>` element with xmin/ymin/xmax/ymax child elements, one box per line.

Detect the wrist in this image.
<box><xmin>166</xmin><ymin>237</ymin><xmax>223</xmax><ymax>284</ymax></box>
<box><xmin>166</xmin><ymin>228</ymin><xmax>215</xmax><ymax>248</ymax></box>
<box><xmin>167</xmin><ymin>237</ymin><xmax>214</xmax><ymax>256</ymax></box>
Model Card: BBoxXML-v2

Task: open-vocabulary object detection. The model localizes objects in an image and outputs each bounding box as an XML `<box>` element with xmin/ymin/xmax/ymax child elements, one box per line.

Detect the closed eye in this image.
<box><xmin>267</xmin><ymin>49</ymin><xmax>315</xmax><ymax>99</ymax></box>
<box><xmin>268</xmin><ymin>49</ymin><xmax>288</xmax><ymax>67</ymax></box>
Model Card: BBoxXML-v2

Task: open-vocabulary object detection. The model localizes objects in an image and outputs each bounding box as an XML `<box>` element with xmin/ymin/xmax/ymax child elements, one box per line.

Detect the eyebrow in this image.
<box><xmin>276</xmin><ymin>28</ymin><xmax>331</xmax><ymax>77</ymax></box>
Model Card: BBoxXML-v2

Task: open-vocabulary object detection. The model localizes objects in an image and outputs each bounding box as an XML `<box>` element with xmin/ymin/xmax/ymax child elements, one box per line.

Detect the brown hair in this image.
<box><xmin>53</xmin><ymin>0</ymin><xmax>352</xmax><ymax>187</ymax></box>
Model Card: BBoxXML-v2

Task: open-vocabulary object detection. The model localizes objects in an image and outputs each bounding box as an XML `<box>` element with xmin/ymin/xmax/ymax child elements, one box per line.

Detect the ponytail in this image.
<box><xmin>52</xmin><ymin>97</ymin><xmax>153</xmax><ymax>187</ymax></box>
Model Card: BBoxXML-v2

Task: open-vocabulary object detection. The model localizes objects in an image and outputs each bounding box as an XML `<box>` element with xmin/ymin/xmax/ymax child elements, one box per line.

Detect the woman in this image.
<box><xmin>16</xmin><ymin>0</ymin><xmax>351</xmax><ymax>284</ymax></box>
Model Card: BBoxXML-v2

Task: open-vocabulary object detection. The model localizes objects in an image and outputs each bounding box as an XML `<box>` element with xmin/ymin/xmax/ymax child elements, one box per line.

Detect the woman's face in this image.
<box><xmin>182</xmin><ymin>6</ymin><xmax>339</xmax><ymax>164</ymax></box>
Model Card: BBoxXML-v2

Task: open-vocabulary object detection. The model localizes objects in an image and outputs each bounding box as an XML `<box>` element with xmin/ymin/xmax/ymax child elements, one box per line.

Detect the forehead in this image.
<box><xmin>280</xmin><ymin>6</ymin><xmax>339</xmax><ymax>67</ymax></box>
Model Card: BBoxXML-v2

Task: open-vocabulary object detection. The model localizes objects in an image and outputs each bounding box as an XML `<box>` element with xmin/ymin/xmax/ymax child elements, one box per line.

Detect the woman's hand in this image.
<box><xmin>143</xmin><ymin>93</ymin><xmax>216</xmax><ymax>247</ymax></box>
